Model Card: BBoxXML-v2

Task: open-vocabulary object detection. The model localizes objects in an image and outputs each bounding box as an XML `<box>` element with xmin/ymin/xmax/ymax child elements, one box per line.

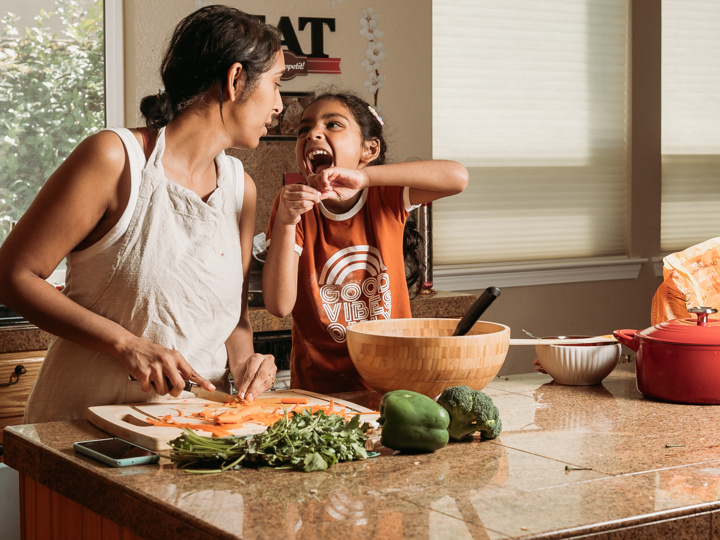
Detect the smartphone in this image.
<box><xmin>74</xmin><ymin>437</ymin><xmax>160</xmax><ymax>468</ymax></box>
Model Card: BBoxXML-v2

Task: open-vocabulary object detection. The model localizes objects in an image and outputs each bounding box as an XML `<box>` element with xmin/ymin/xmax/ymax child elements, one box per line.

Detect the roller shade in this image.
<box><xmin>432</xmin><ymin>0</ymin><xmax>629</xmax><ymax>264</ymax></box>
<box><xmin>661</xmin><ymin>0</ymin><xmax>720</xmax><ymax>252</ymax></box>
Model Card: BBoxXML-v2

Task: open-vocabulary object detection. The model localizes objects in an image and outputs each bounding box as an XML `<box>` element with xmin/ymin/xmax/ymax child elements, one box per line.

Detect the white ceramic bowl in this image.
<box><xmin>535</xmin><ymin>337</ymin><xmax>621</xmax><ymax>386</ymax></box>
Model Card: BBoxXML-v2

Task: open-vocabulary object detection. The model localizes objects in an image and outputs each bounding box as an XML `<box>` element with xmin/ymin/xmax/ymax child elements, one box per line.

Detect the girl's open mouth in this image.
<box><xmin>307</xmin><ymin>149</ymin><xmax>333</xmax><ymax>174</ymax></box>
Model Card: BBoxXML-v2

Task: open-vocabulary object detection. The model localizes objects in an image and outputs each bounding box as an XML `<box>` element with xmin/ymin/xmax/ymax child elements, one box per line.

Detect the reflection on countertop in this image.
<box><xmin>7</xmin><ymin>362</ymin><xmax>720</xmax><ymax>539</ymax></box>
<box><xmin>0</xmin><ymin>290</ymin><xmax>476</xmax><ymax>354</ymax></box>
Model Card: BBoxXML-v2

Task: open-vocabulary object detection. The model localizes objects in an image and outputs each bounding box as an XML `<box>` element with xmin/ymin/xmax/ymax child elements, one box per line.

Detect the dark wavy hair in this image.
<box><xmin>140</xmin><ymin>5</ymin><xmax>282</xmax><ymax>128</ymax></box>
<box><xmin>305</xmin><ymin>91</ymin><xmax>425</xmax><ymax>295</ymax></box>
<box><xmin>307</xmin><ymin>91</ymin><xmax>388</xmax><ymax>166</ymax></box>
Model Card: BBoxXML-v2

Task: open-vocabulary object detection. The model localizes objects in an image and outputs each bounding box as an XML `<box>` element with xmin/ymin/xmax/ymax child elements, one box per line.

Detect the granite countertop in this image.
<box><xmin>7</xmin><ymin>362</ymin><xmax>720</xmax><ymax>539</ymax></box>
<box><xmin>0</xmin><ymin>290</ymin><xmax>475</xmax><ymax>354</ymax></box>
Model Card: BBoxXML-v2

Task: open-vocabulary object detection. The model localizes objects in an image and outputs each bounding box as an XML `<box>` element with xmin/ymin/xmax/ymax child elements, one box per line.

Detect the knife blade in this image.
<box><xmin>128</xmin><ymin>374</ymin><xmax>237</xmax><ymax>403</ymax></box>
<box><xmin>181</xmin><ymin>381</ymin><xmax>237</xmax><ymax>404</ymax></box>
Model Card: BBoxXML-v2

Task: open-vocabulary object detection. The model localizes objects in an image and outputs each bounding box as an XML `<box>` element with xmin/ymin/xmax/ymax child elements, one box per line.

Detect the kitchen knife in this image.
<box><xmin>181</xmin><ymin>381</ymin><xmax>237</xmax><ymax>404</ymax></box>
<box><xmin>128</xmin><ymin>374</ymin><xmax>238</xmax><ymax>403</ymax></box>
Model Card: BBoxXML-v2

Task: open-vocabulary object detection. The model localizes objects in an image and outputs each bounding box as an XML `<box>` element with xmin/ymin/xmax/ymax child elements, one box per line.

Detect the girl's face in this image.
<box><xmin>230</xmin><ymin>52</ymin><xmax>285</xmax><ymax>149</ymax></box>
<box><xmin>295</xmin><ymin>99</ymin><xmax>371</xmax><ymax>177</ymax></box>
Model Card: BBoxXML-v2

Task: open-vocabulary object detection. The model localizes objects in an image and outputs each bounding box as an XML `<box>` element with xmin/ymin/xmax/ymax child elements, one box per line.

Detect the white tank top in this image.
<box><xmin>25</xmin><ymin>127</ymin><xmax>245</xmax><ymax>423</ymax></box>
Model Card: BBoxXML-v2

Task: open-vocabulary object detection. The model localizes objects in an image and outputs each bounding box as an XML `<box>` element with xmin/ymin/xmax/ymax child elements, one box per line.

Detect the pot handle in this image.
<box><xmin>688</xmin><ymin>306</ymin><xmax>718</xmax><ymax>326</ymax></box>
<box><xmin>613</xmin><ymin>329</ymin><xmax>640</xmax><ymax>352</ymax></box>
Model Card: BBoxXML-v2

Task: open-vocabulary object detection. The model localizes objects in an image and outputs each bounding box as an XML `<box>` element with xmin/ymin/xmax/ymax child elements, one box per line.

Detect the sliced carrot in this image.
<box><xmin>214</xmin><ymin>403</ymin><xmax>265</xmax><ymax>424</ymax></box>
<box><xmin>209</xmin><ymin>422</ymin><xmax>245</xmax><ymax>431</ymax></box>
<box><xmin>144</xmin><ymin>417</ymin><xmax>233</xmax><ymax>437</ymax></box>
<box><xmin>193</xmin><ymin>408</ymin><xmax>217</xmax><ymax>421</ymax></box>
<box><xmin>144</xmin><ymin>400</ymin><xmax>370</xmax><ymax>439</ymax></box>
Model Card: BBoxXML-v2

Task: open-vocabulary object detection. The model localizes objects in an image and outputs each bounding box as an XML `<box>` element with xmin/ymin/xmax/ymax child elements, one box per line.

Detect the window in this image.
<box><xmin>431</xmin><ymin>1</ymin><xmax>637</xmax><ymax>289</ymax></box>
<box><xmin>0</xmin><ymin>0</ymin><xmax>122</xmax><ymax>282</ymax></box>
<box><xmin>0</xmin><ymin>0</ymin><xmax>114</xmax><ymax>244</ymax></box>
<box><xmin>661</xmin><ymin>0</ymin><xmax>720</xmax><ymax>252</ymax></box>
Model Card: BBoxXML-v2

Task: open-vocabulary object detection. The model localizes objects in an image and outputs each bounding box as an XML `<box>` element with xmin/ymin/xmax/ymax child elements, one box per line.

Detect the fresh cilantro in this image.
<box><xmin>166</xmin><ymin>409</ymin><xmax>371</xmax><ymax>473</ymax></box>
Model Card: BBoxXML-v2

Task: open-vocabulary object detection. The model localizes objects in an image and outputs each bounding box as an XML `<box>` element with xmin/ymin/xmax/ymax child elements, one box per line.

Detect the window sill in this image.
<box><xmin>433</xmin><ymin>256</ymin><xmax>648</xmax><ymax>291</ymax></box>
<box><xmin>652</xmin><ymin>256</ymin><xmax>664</xmax><ymax>278</ymax></box>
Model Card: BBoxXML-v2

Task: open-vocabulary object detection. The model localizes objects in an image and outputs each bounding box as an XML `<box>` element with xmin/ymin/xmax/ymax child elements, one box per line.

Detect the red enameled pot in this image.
<box><xmin>614</xmin><ymin>307</ymin><xmax>720</xmax><ymax>404</ymax></box>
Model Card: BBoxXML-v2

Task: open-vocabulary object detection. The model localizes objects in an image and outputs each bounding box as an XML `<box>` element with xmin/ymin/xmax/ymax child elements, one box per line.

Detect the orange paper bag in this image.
<box><xmin>651</xmin><ymin>237</ymin><xmax>720</xmax><ymax>324</ymax></box>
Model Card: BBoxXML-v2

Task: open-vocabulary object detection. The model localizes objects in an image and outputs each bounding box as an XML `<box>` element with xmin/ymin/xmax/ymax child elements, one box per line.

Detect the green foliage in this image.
<box><xmin>167</xmin><ymin>410</ymin><xmax>372</xmax><ymax>473</ymax></box>
<box><xmin>0</xmin><ymin>0</ymin><xmax>104</xmax><ymax>240</ymax></box>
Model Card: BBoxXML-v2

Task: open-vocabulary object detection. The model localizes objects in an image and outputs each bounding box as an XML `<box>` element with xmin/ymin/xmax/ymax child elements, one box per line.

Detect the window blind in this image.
<box><xmin>432</xmin><ymin>0</ymin><xmax>629</xmax><ymax>265</ymax></box>
<box><xmin>661</xmin><ymin>1</ymin><xmax>720</xmax><ymax>252</ymax></box>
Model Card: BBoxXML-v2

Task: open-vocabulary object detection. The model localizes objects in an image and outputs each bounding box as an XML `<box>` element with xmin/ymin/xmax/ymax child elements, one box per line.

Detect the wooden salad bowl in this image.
<box><xmin>346</xmin><ymin>318</ymin><xmax>510</xmax><ymax>398</ymax></box>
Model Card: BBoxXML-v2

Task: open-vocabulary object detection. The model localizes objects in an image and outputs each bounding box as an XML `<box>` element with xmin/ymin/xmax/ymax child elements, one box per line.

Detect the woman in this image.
<box><xmin>0</xmin><ymin>5</ymin><xmax>282</xmax><ymax>422</ymax></box>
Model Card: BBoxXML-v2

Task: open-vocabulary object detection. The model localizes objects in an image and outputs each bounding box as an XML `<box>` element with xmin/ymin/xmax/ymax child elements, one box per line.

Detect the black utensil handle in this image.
<box><xmin>453</xmin><ymin>286</ymin><xmax>501</xmax><ymax>336</ymax></box>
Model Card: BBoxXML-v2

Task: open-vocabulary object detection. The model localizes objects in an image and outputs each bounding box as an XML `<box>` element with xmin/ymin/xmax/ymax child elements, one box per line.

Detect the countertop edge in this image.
<box><xmin>3</xmin><ymin>423</ymin><xmax>242</xmax><ymax>540</ymax></box>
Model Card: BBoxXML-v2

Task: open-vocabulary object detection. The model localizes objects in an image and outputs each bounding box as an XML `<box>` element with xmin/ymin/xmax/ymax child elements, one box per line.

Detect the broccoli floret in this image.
<box><xmin>437</xmin><ymin>385</ymin><xmax>502</xmax><ymax>441</ymax></box>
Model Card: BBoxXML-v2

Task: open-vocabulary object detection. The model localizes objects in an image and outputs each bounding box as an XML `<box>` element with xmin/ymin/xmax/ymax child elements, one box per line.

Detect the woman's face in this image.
<box><xmin>231</xmin><ymin>52</ymin><xmax>285</xmax><ymax>149</ymax></box>
<box><xmin>295</xmin><ymin>99</ymin><xmax>367</xmax><ymax>178</ymax></box>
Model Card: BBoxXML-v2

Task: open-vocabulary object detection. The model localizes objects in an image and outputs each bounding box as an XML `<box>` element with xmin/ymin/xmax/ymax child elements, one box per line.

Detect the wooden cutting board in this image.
<box><xmin>86</xmin><ymin>389</ymin><xmax>378</xmax><ymax>451</ymax></box>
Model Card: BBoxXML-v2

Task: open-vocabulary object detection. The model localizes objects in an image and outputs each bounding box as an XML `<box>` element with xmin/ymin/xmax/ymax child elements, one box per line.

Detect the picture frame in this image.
<box><xmin>262</xmin><ymin>91</ymin><xmax>314</xmax><ymax>140</ymax></box>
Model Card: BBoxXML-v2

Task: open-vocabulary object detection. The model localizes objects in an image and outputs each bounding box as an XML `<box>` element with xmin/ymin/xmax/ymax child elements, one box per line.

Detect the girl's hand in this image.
<box><xmin>231</xmin><ymin>353</ymin><xmax>278</xmax><ymax>402</ymax></box>
<box><xmin>309</xmin><ymin>167</ymin><xmax>370</xmax><ymax>202</ymax></box>
<box><xmin>120</xmin><ymin>338</ymin><xmax>216</xmax><ymax>397</ymax></box>
<box><xmin>277</xmin><ymin>184</ymin><xmax>322</xmax><ymax>225</ymax></box>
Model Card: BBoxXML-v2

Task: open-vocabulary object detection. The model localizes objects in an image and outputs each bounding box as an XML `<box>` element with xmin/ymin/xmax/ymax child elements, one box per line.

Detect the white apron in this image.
<box><xmin>24</xmin><ymin>127</ymin><xmax>244</xmax><ymax>423</ymax></box>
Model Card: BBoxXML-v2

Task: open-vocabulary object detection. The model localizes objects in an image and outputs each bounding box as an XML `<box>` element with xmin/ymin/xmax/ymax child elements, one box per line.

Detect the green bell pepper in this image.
<box><xmin>378</xmin><ymin>390</ymin><xmax>450</xmax><ymax>453</ymax></box>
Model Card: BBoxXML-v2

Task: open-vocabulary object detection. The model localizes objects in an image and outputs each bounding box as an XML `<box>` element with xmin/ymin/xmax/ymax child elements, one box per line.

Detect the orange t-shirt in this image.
<box><xmin>266</xmin><ymin>186</ymin><xmax>415</xmax><ymax>393</ymax></box>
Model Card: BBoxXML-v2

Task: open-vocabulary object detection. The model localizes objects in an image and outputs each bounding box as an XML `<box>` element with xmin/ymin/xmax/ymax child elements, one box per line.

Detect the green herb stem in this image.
<box><xmin>166</xmin><ymin>410</ymin><xmax>371</xmax><ymax>473</ymax></box>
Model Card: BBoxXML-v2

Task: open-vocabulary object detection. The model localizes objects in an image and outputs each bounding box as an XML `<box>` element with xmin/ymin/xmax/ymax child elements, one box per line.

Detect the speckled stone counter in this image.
<box><xmin>7</xmin><ymin>362</ymin><xmax>720</xmax><ymax>539</ymax></box>
<box><xmin>0</xmin><ymin>290</ymin><xmax>475</xmax><ymax>354</ymax></box>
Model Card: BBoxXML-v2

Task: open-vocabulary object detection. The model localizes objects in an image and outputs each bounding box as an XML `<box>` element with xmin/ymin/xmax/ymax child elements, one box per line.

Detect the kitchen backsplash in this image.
<box><xmin>228</xmin><ymin>141</ymin><xmax>297</xmax><ymax>237</ymax></box>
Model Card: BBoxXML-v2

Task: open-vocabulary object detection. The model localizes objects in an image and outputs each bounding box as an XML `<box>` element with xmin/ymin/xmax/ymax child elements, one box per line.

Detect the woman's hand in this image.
<box><xmin>309</xmin><ymin>167</ymin><xmax>370</xmax><ymax>202</ymax></box>
<box><xmin>119</xmin><ymin>337</ymin><xmax>216</xmax><ymax>397</ymax></box>
<box><xmin>231</xmin><ymin>353</ymin><xmax>278</xmax><ymax>402</ymax></box>
<box><xmin>277</xmin><ymin>184</ymin><xmax>322</xmax><ymax>225</ymax></box>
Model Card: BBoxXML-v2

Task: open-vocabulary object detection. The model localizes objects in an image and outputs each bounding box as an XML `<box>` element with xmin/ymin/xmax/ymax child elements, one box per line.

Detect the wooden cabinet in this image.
<box><xmin>0</xmin><ymin>351</ymin><xmax>44</xmax><ymax>447</ymax></box>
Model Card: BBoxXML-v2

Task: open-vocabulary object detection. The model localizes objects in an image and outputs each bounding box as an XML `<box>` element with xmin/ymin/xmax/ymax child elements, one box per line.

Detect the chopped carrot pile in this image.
<box><xmin>143</xmin><ymin>396</ymin><xmax>376</xmax><ymax>437</ymax></box>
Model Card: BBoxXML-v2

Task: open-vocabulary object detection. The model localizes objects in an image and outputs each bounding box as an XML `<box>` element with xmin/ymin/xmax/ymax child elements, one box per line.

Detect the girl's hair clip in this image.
<box><xmin>368</xmin><ymin>105</ymin><xmax>384</xmax><ymax>126</ymax></box>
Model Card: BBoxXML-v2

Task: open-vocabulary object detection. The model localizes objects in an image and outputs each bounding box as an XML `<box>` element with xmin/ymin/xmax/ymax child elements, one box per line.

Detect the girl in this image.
<box><xmin>262</xmin><ymin>91</ymin><xmax>468</xmax><ymax>393</ymax></box>
<box><xmin>0</xmin><ymin>5</ymin><xmax>282</xmax><ymax>422</ymax></box>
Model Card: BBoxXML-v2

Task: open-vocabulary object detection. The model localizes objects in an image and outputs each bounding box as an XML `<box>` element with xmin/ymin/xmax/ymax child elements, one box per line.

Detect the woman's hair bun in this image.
<box><xmin>139</xmin><ymin>91</ymin><xmax>175</xmax><ymax>129</ymax></box>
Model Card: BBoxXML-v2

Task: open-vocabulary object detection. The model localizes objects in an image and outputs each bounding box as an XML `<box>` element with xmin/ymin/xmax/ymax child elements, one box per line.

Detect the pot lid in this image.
<box><xmin>639</xmin><ymin>307</ymin><xmax>720</xmax><ymax>345</ymax></box>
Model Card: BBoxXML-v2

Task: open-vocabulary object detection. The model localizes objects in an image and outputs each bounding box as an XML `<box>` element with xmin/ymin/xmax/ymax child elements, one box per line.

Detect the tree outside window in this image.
<box><xmin>0</xmin><ymin>0</ymin><xmax>104</xmax><ymax>242</ymax></box>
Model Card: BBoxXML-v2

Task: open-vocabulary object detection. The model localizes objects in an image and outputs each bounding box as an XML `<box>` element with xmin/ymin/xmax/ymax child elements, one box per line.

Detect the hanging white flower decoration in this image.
<box><xmin>361</xmin><ymin>58</ymin><xmax>381</xmax><ymax>73</ymax></box>
<box><xmin>359</xmin><ymin>7</ymin><xmax>386</xmax><ymax>108</ymax></box>
<box><xmin>364</xmin><ymin>42</ymin><xmax>387</xmax><ymax>64</ymax></box>
<box><xmin>363</xmin><ymin>72</ymin><xmax>385</xmax><ymax>95</ymax></box>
